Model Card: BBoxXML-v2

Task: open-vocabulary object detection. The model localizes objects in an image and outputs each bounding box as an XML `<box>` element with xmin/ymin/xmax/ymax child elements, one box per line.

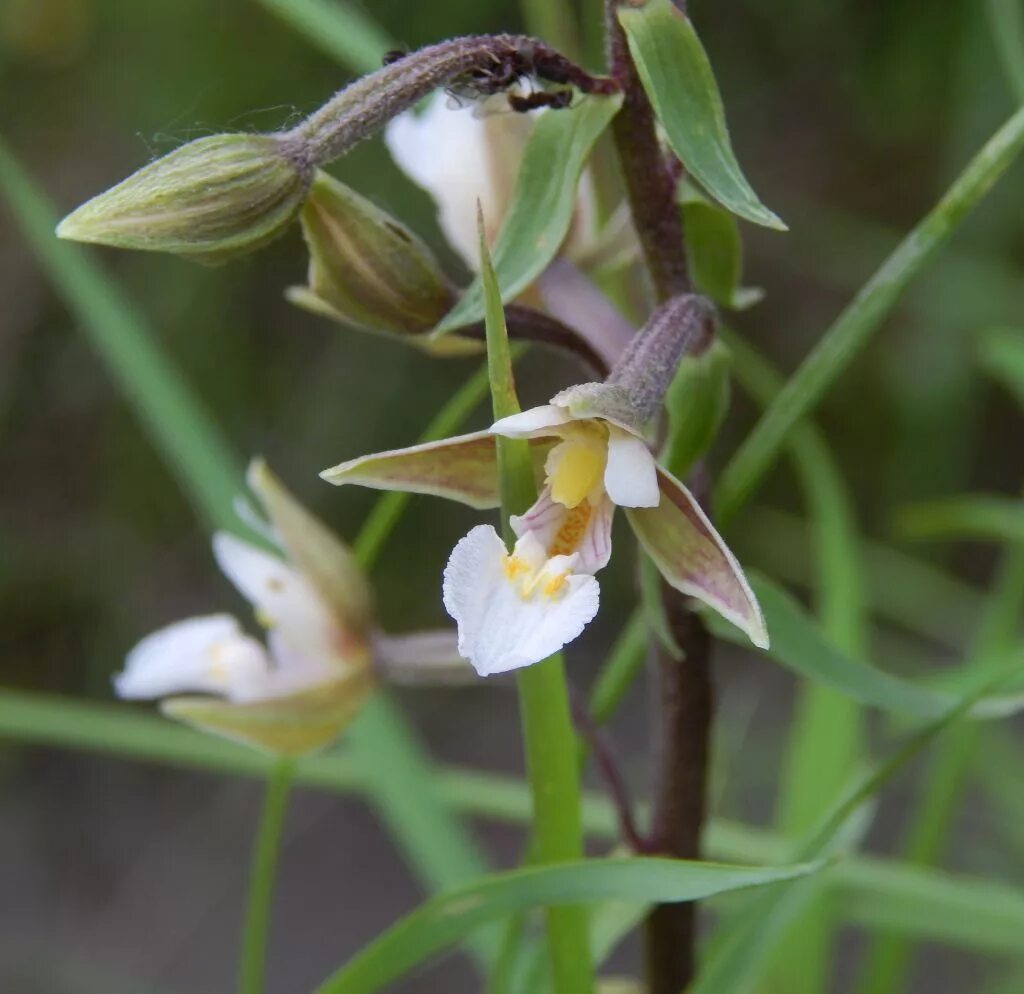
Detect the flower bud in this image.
<box><xmin>287</xmin><ymin>171</ymin><xmax>481</xmax><ymax>356</ymax></box>
<box><xmin>56</xmin><ymin>134</ymin><xmax>313</xmax><ymax>262</ymax></box>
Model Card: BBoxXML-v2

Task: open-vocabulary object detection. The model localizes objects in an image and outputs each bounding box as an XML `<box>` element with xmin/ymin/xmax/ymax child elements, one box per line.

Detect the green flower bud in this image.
<box><xmin>56</xmin><ymin>134</ymin><xmax>313</xmax><ymax>262</ymax></box>
<box><xmin>287</xmin><ymin>171</ymin><xmax>481</xmax><ymax>356</ymax></box>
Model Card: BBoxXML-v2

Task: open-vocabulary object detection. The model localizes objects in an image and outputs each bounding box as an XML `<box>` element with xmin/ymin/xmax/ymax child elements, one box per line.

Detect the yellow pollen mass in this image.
<box><xmin>542</xmin><ymin>571</ymin><xmax>569</xmax><ymax>598</ymax></box>
<box><xmin>502</xmin><ymin>554</ymin><xmax>529</xmax><ymax>580</ymax></box>
<box><xmin>549</xmin><ymin>437</ymin><xmax>606</xmax><ymax>508</ymax></box>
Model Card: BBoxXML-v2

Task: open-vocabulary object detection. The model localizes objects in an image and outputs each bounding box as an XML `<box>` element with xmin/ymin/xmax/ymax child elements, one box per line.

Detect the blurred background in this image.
<box><xmin>1</xmin><ymin>0</ymin><xmax>1023</xmax><ymax>992</ymax></box>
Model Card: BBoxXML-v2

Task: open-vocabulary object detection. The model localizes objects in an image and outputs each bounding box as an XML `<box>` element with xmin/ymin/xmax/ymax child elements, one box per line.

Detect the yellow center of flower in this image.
<box><xmin>546</xmin><ymin>425</ymin><xmax>608</xmax><ymax>509</ymax></box>
<box><xmin>547</xmin><ymin>500</ymin><xmax>593</xmax><ymax>557</ymax></box>
<box><xmin>502</xmin><ymin>554</ymin><xmax>571</xmax><ymax>602</ymax></box>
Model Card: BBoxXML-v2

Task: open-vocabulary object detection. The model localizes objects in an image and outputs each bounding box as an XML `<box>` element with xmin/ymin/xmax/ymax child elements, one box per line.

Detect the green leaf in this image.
<box><xmin>0</xmin><ymin>137</ymin><xmax>496</xmax><ymax>969</ymax></box>
<box><xmin>661</xmin><ymin>339</ymin><xmax>732</xmax><ymax>480</ymax></box>
<box><xmin>705</xmin><ymin>573</ymin><xmax>1024</xmax><ymax>720</ymax></box>
<box><xmin>5</xmin><ymin>689</ymin><xmax>1024</xmax><ymax>957</ymax></box>
<box><xmin>481</xmin><ymin>221</ymin><xmax>593</xmax><ymax>994</ymax></box>
<box><xmin>311</xmin><ymin>857</ymin><xmax>823</xmax><ymax>994</ymax></box>
<box><xmin>680</xmin><ymin>185</ymin><xmax>764</xmax><ymax>309</ymax></box>
<box><xmin>716</xmin><ymin>102</ymin><xmax>1024</xmax><ymax>522</ymax></box>
<box><xmin>0</xmin><ymin>135</ymin><xmax>243</xmax><ymax>533</ymax></box>
<box><xmin>432</xmin><ymin>93</ymin><xmax>622</xmax><ymax>336</ymax></box>
<box><xmin>978</xmin><ymin>326</ymin><xmax>1024</xmax><ymax>408</ymax></box>
<box><xmin>618</xmin><ymin>0</ymin><xmax>784</xmax><ymax>230</ymax></box>
<box><xmin>695</xmin><ymin>667</ymin><xmax>1008</xmax><ymax>994</ymax></box>
<box><xmin>254</xmin><ymin>0</ymin><xmax>395</xmax><ymax>76</ymax></box>
<box><xmin>896</xmin><ymin>494</ymin><xmax>1024</xmax><ymax>545</ymax></box>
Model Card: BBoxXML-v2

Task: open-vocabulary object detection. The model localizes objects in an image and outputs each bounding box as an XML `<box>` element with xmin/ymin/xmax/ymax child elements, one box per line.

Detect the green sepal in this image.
<box><xmin>56</xmin><ymin>134</ymin><xmax>312</xmax><ymax>262</ymax></box>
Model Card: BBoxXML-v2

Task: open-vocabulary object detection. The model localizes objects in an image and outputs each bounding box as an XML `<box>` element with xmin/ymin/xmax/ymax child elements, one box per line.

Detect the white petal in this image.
<box><xmin>511</xmin><ymin>487</ymin><xmax>615</xmax><ymax>574</ymax></box>
<box><xmin>212</xmin><ymin>533</ymin><xmax>341</xmax><ymax>665</ymax></box>
<box><xmin>604</xmin><ymin>426</ymin><xmax>660</xmax><ymax>507</ymax></box>
<box><xmin>491</xmin><ymin>404</ymin><xmax>574</xmax><ymax>438</ymax></box>
<box><xmin>442</xmin><ymin>525</ymin><xmax>600</xmax><ymax>676</ymax></box>
<box><xmin>114</xmin><ymin>614</ymin><xmax>269</xmax><ymax>701</ymax></box>
<box><xmin>384</xmin><ymin>92</ymin><xmax>503</xmax><ymax>270</ymax></box>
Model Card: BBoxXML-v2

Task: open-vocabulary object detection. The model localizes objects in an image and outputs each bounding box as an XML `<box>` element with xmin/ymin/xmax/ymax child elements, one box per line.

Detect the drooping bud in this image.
<box><xmin>287</xmin><ymin>171</ymin><xmax>481</xmax><ymax>356</ymax></box>
<box><xmin>56</xmin><ymin>134</ymin><xmax>313</xmax><ymax>262</ymax></box>
<box><xmin>607</xmin><ymin>294</ymin><xmax>716</xmax><ymax>424</ymax></box>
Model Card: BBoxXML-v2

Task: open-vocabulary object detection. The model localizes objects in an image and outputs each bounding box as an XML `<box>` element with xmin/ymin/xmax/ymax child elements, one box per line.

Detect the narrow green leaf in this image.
<box><xmin>679</xmin><ymin>186</ymin><xmax>764</xmax><ymax>309</ymax></box>
<box><xmin>730</xmin><ymin>330</ymin><xmax>867</xmax><ymax>993</ymax></box>
<box><xmin>480</xmin><ymin>227</ymin><xmax>593</xmax><ymax>994</ymax></box>
<box><xmin>311</xmin><ymin>858</ymin><xmax>823</xmax><ymax>994</ymax></box>
<box><xmin>432</xmin><ymin>94</ymin><xmax>622</xmax><ymax>336</ymax></box>
<box><xmin>6</xmin><ymin>689</ymin><xmax>1024</xmax><ymax>957</ymax></box>
<box><xmin>0</xmin><ymin>138</ymin><xmax>495</xmax><ymax>968</ymax></box>
<box><xmin>661</xmin><ymin>339</ymin><xmax>732</xmax><ymax>480</ymax></box>
<box><xmin>706</xmin><ymin>573</ymin><xmax>1024</xmax><ymax>720</ymax></box>
<box><xmin>716</xmin><ymin>102</ymin><xmax>1024</xmax><ymax>522</ymax></box>
<box><xmin>254</xmin><ymin>0</ymin><xmax>394</xmax><ymax>76</ymax></box>
<box><xmin>618</xmin><ymin>0</ymin><xmax>784</xmax><ymax>230</ymax></box>
<box><xmin>896</xmin><ymin>494</ymin><xmax>1024</xmax><ymax>545</ymax></box>
<box><xmin>695</xmin><ymin>669</ymin><xmax>1007</xmax><ymax>994</ymax></box>
<box><xmin>978</xmin><ymin>325</ymin><xmax>1024</xmax><ymax>407</ymax></box>
<box><xmin>0</xmin><ymin>136</ymin><xmax>242</xmax><ymax>533</ymax></box>
<box><xmin>987</xmin><ymin>0</ymin><xmax>1024</xmax><ymax>103</ymax></box>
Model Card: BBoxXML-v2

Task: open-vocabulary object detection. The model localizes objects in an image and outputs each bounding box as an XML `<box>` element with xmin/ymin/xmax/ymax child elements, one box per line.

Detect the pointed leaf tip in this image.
<box><xmin>619</xmin><ymin>0</ymin><xmax>785</xmax><ymax>231</ymax></box>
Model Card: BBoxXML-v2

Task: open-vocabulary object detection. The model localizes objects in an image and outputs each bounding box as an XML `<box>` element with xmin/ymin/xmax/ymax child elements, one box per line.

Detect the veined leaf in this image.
<box><xmin>312</xmin><ymin>857</ymin><xmax>822</xmax><ymax>994</ymax></box>
<box><xmin>432</xmin><ymin>93</ymin><xmax>622</xmax><ymax>336</ymax></box>
<box><xmin>618</xmin><ymin>0</ymin><xmax>784</xmax><ymax>230</ymax></box>
<box><xmin>896</xmin><ymin>493</ymin><xmax>1024</xmax><ymax>545</ymax></box>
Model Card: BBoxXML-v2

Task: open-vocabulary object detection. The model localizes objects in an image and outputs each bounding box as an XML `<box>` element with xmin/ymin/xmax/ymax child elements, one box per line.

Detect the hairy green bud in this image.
<box><xmin>56</xmin><ymin>134</ymin><xmax>313</xmax><ymax>262</ymax></box>
<box><xmin>288</xmin><ymin>171</ymin><xmax>480</xmax><ymax>355</ymax></box>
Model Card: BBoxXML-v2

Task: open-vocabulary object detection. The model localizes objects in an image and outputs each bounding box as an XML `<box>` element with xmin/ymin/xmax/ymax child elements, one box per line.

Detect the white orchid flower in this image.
<box><xmin>384</xmin><ymin>90</ymin><xmax>598</xmax><ymax>272</ymax></box>
<box><xmin>115</xmin><ymin>461</ymin><xmax>466</xmax><ymax>754</ymax></box>
<box><xmin>323</xmin><ymin>382</ymin><xmax>768</xmax><ymax>676</ymax></box>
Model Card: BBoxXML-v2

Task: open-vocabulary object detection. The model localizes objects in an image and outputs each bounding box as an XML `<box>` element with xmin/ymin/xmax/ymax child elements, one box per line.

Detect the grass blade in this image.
<box><xmin>0</xmin><ymin>136</ymin><xmax>242</xmax><ymax>532</ymax></box>
<box><xmin>254</xmin><ymin>0</ymin><xmax>394</xmax><ymax>76</ymax></box>
<box><xmin>716</xmin><ymin>102</ymin><xmax>1024</xmax><ymax>522</ymax></box>
<box><xmin>311</xmin><ymin>857</ymin><xmax>823</xmax><ymax>994</ymax></box>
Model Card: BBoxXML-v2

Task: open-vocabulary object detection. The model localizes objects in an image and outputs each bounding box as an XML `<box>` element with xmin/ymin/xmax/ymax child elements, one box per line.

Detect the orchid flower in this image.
<box><xmin>115</xmin><ymin>461</ymin><xmax>467</xmax><ymax>754</ymax></box>
<box><xmin>384</xmin><ymin>90</ymin><xmax>600</xmax><ymax>273</ymax></box>
<box><xmin>323</xmin><ymin>381</ymin><xmax>768</xmax><ymax>676</ymax></box>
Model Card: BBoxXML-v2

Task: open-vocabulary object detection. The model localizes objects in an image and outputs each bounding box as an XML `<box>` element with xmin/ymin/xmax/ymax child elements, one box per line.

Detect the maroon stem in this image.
<box><xmin>644</xmin><ymin>594</ymin><xmax>712</xmax><ymax>994</ymax></box>
<box><xmin>570</xmin><ymin>690</ymin><xmax>646</xmax><ymax>853</ymax></box>
<box><xmin>604</xmin><ymin>1</ymin><xmax>689</xmax><ymax>301</ymax></box>
<box><xmin>604</xmin><ymin>3</ymin><xmax>713</xmax><ymax>992</ymax></box>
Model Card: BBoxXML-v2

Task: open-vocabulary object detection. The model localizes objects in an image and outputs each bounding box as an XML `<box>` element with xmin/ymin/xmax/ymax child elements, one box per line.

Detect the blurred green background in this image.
<box><xmin>1</xmin><ymin>0</ymin><xmax>1023</xmax><ymax>992</ymax></box>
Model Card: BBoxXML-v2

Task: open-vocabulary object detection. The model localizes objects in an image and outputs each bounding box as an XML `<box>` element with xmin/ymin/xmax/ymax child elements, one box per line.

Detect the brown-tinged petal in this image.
<box><xmin>160</xmin><ymin>667</ymin><xmax>374</xmax><ymax>756</ymax></box>
<box><xmin>247</xmin><ymin>460</ymin><xmax>374</xmax><ymax>638</ymax></box>
<box><xmin>322</xmin><ymin>431</ymin><xmax>552</xmax><ymax>509</ymax></box>
<box><xmin>625</xmin><ymin>466</ymin><xmax>768</xmax><ymax>648</ymax></box>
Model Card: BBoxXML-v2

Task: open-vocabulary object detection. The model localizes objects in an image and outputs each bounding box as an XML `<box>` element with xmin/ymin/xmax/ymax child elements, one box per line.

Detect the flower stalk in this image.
<box><xmin>604</xmin><ymin>0</ymin><xmax>689</xmax><ymax>300</ymax></box>
<box><xmin>480</xmin><ymin>218</ymin><xmax>593</xmax><ymax>993</ymax></box>
<box><xmin>287</xmin><ymin>34</ymin><xmax>617</xmax><ymax>166</ymax></box>
<box><xmin>238</xmin><ymin>756</ymin><xmax>295</xmax><ymax>994</ymax></box>
<box><xmin>603</xmin><ymin>3</ymin><xmax>715</xmax><ymax>991</ymax></box>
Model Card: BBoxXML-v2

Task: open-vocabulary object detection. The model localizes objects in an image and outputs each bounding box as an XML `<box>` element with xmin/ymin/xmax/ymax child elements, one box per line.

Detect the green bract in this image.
<box><xmin>56</xmin><ymin>133</ymin><xmax>312</xmax><ymax>262</ymax></box>
<box><xmin>288</xmin><ymin>171</ymin><xmax>480</xmax><ymax>355</ymax></box>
